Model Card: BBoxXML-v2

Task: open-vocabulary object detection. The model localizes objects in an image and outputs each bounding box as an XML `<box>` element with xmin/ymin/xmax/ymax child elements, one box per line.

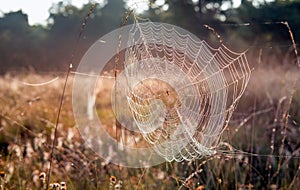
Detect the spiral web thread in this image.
<box><xmin>122</xmin><ymin>19</ymin><xmax>251</xmax><ymax>162</ymax></box>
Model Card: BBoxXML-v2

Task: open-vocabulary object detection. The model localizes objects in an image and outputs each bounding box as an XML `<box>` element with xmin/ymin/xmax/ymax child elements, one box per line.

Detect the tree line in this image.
<box><xmin>0</xmin><ymin>0</ymin><xmax>299</xmax><ymax>74</ymax></box>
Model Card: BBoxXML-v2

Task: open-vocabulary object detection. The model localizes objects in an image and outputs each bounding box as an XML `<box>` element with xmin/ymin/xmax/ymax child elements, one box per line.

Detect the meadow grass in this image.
<box><xmin>0</xmin><ymin>62</ymin><xmax>299</xmax><ymax>189</ymax></box>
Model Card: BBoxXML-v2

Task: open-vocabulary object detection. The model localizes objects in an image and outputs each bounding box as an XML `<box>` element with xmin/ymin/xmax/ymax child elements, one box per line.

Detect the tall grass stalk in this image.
<box><xmin>46</xmin><ymin>3</ymin><xmax>98</xmax><ymax>189</ymax></box>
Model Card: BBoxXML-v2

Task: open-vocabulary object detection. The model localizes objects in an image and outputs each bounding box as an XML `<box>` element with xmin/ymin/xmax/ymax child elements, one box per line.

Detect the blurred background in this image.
<box><xmin>0</xmin><ymin>0</ymin><xmax>299</xmax><ymax>73</ymax></box>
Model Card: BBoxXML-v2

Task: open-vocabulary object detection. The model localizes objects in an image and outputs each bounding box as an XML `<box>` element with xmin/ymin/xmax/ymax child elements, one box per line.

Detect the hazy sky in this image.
<box><xmin>0</xmin><ymin>0</ymin><xmax>91</xmax><ymax>25</ymax></box>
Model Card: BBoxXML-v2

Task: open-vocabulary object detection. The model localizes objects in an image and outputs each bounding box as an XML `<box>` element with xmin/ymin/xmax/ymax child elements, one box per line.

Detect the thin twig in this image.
<box><xmin>46</xmin><ymin>65</ymin><xmax>72</xmax><ymax>189</ymax></box>
<box><xmin>281</xmin><ymin>21</ymin><xmax>299</xmax><ymax>67</ymax></box>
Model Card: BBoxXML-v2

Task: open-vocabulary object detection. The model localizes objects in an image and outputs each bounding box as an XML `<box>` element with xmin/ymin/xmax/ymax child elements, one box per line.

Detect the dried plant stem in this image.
<box><xmin>272</xmin><ymin>79</ymin><xmax>297</xmax><ymax>181</ymax></box>
<box><xmin>79</xmin><ymin>3</ymin><xmax>97</xmax><ymax>38</ymax></box>
<box><xmin>233</xmin><ymin>107</ymin><xmax>273</xmax><ymax>134</ymax></box>
<box><xmin>135</xmin><ymin>168</ymin><xmax>147</xmax><ymax>190</ymax></box>
<box><xmin>46</xmin><ymin>66</ymin><xmax>71</xmax><ymax>189</ymax></box>
<box><xmin>0</xmin><ymin>113</ymin><xmax>37</xmax><ymax>136</ymax></box>
<box><xmin>114</xmin><ymin>9</ymin><xmax>133</xmax><ymax>143</ymax></box>
<box><xmin>203</xmin><ymin>24</ymin><xmax>224</xmax><ymax>45</ymax></box>
<box><xmin>281</xmin><ymin>21</ymin><xmax>299</xmax><ymax>67</ymax></box>
<box><xmin>288</xmin><ymin>164</ymin><xmax>300</xmax><ymax>190</ymax></box>
<box><xmin>266</xmin><ymin>96</ymin><xmax>286</xmax><ymax>185</ymax></box>
<box><xmin>179</xmin><ymin>156</ymin><xmax>215</xmax><ymax>189</ymax></box>
<box><xmin>46</xmin><ymin>3</ymin><xmax>98</xmax><ymax>189</ymax></box>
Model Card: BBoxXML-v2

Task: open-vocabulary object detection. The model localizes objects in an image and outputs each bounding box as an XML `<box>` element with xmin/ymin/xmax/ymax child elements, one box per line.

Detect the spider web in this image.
<box><xmin>114</xmin><ymin>19</ymin><xmax>251</xmax><ymax>162</ymax></box>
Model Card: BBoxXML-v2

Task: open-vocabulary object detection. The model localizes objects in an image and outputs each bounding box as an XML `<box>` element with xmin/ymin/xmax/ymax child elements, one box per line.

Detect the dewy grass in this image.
<box><xmin>0</xmin><ymin>63</ymin><xmax>299</xmax><ymax>189</ymax></box>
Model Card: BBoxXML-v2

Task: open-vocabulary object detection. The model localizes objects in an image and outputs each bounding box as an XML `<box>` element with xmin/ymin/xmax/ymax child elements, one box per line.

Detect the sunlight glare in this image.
<box><xmin>125</xmin><ymin>0</ymin><xmax>150</xmax><ymax>14</ymax></box>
